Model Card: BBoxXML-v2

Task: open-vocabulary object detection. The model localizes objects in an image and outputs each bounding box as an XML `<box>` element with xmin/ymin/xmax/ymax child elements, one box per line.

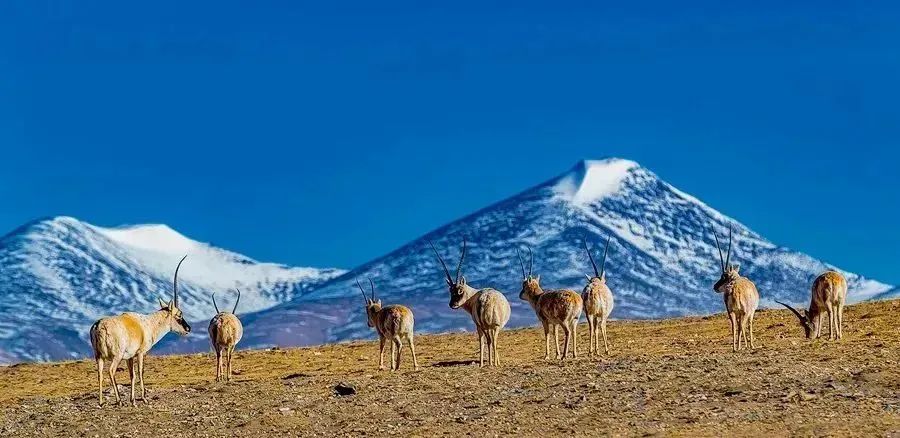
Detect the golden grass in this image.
<box><xmin>1</xmin><ymin>300</ymin><xmax>899</xmax><ymax>437</ymax></box>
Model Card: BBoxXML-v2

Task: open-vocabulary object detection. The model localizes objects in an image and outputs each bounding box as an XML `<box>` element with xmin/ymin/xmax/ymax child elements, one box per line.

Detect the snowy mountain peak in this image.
<box><xmin>98</xmin><ymin>223</ymin><xmax>196</xmax><ymax>255</ymax></box>
<box><xmin>1</xmin><ymin>159</ymin><xmax>895</xmax><ymax>363</ymax></box>
<box><xmin>0</xmin><ymin>216</ymin><xmax>345</xmax><ymax>363</ymax></box>
<box><xmin>241</xmin><ymin>158</ymin><xmax>893</xmax><ymax>351</ymax></box>
<box><xmin>553</xmin><ymin>158</ymin><xmax>639</xmax><ymax>205</ymax></box>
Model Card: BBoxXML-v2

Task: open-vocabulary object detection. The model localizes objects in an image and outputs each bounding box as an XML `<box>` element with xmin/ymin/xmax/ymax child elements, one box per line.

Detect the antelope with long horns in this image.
<box><xmin>776</xmin><ymin>270</ymin><xmax>848</xmax><ymax>340</ymax></box>
<box><xmin>209</xmin><ymin>289</ymin><xmax>243</xmax><ymax>382</ymax></box>
<box><xmin>516</xmin><ymin>247</ymin><xmax>583</xmax><ymax>361</ymax></box>
<box><xmin>582</xmin><ymin>235</ymin><xmax>615</xmax><ymax>356</ymax></box>
<box><xmin>358</xmin><ymin>278</ymin><xmax>419</xmax><ymax>371</ymax></box>
<box><xmin>430</xmin><ymin>238</ymin><xmax>511</xmax><ymax>367</ymax></box>
<box><xmin>711</xmin><ymin>226</ymin><xmax>759</xmax><ymax>352</ymax></box>
<box><xmin>89</xmin><ymin>255</ymin><xmax>192</xmax><ymax>406</ymax></box>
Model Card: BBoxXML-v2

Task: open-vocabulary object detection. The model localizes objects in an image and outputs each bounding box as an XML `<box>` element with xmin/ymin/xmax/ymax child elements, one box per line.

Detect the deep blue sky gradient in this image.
<box><xmin>1</xmin><ymin>2</ymin><xmax>897</xmax><ymax>284</ymax></box>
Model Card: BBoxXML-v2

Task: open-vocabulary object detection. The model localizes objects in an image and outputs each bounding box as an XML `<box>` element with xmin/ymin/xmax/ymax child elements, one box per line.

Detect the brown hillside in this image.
<box><xmin>1</xmin><ymin>300</ymin><xmax>898</xmax><ymax>437</ymax></box>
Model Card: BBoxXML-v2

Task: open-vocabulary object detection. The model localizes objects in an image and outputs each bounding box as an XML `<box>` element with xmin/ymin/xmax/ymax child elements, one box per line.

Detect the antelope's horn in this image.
<box><xmin>173</xmin><ymin>255</ymin><xmax>187</xmax><ymax>308</ymax></box>
<box><xmin>775</xmin><ymin>300</ymin><xmax>806</xmax><ymax>323</ymax></box>
<box><xmin>455</xmin><ymin>237</ymin><xmax>467</xmax><ymax>282</ymax></box>
<box><xmin>356</xmin><ymin>279</ymin><xmax>369</xmax><ymax>303</ymax></box>
<box><xmin>599</xmin><ymin>235</ymin><xmax>611</xmax><ymax>279</ymax></box>
<box><xmin>725</xmin><ymin>226</ymin><xmax>733</xmax><ymax>269</ymax></box>
<box><xmin>582</xmin><ymin>235</ymin><xmax>600</xmax><ymax>278</ymax></box>
<box><xmin>232</xmin><ymin>288</ymin><xmax>241</xmax><ymax>314</ymax></box>
<box><xmin>429</xmin><ymin>241</ymin><xmax>454</xmax><ymax>285</ymax></box>
<box><xmin>528</xmin><ymin>246</ymin><xmax>534</xmax><ymax>278</ymax></box>
<box><xmin>212</xmin><ymin>292</ymin><xmax>220</xmax><ymax>314</ymax></box>
<box><xmin>368</xmin><ymin>278</ymin><xmax>376</xmax><ymax>301</ymax></box>
<box><xmin>515</xmin><ymin>247</ymin><xmax>527</xmax><ymax>280</ymax></box>
<box><xmin>711</xmin><ymin>227</ymin><xmax>725</xmax><ymax>273</ymax></box>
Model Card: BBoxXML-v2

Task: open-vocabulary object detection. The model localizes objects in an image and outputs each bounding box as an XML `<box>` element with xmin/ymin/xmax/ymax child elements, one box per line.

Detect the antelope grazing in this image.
<box><xmin>776</xmin><ymin>270</ymin><xmax>848</xmax><ymax>340</ymax></box>
<box><xmin>430</xmin><ymin>238</ymin><xmax>511</xmax><ymax>367</ymax></box>
<box><xmin>89</xmin><ymin>255</ymin><xmax>192</xmax><ymax>406</ymax></box>
<box><xmin>582</xmin><ymin>236</ymin><xmax>615</xmax><ymax>356</ymax></box>
<box><xmin>711</xmin><ymin>226</ymin><xmax>759</xmax><ymax>352</ymax></box>
<box><xmin>516</xmin><ymin>247</ymin><xmax>583</xmax><ymax>361</ymax></box>
<box><xmin>209</xmin><ymin>289</ymin><xmax>243</xmax><ymax>382</ymax></box>
<box><xmin>357</xmin><ymin>278</ymin><xmax>419</xmax><ymax>371</ymax></box>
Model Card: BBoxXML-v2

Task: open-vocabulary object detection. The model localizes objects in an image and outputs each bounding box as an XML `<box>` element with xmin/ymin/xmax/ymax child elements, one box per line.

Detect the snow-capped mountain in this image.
<box><xmin>239</xmin><ymin>159</ymin><xmax>893</xmax><ymax>349</ymax></box>
<box><xmin>0</xmin><ymin>217</ymin><xmax>344</xmax><ymax>363</ymax></box>
<box><xmin>3</xmin><ymin>159</ymin><xmax>894</xmax><ymax>362</ymax></box>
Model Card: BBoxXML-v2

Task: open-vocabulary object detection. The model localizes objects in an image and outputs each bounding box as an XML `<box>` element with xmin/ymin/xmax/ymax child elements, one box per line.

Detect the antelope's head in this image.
<box><xmin>515</xmin><ymin>246</ymin><xmax>541</xmax><ymax>301</ymax></box>
<box><xmin>776</xmin><ymin>300</ymin><xmax>815</xmax><ymax>339</ymax></box>
<box><xmin>430</xmin><ymin>238</ymin><xmax>471</xmax><ymax>309</ymax></box>
<box><xmin>711</xmin><ymin>226</ymin><xmax>740</xmax><ymax>294</ymax></box>
<box><xmin>212</xmin><ymin>288</ymin><xmax>242</xmax><ymax>316</ymax></box>
<box><xmin>159</xmin><ymin>255</ymin><xmax>192</xmax><ymax>335</ymax></box>
<box><xmin>357</xmin><ymin>278</ymin><xmax>382</xmax><ymax>328</ymax></box>
<box><xmin>582</xmin><ymin>235</ymin><xmax>611</xmax><ymax>294</ymax></box>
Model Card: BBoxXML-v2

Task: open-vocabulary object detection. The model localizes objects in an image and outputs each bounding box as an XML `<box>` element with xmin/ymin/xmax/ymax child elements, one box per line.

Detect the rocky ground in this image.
<box><xmin>1</xmin><ymin>300</ymin><xmax>898</xmax><ymax>437</ymax></box>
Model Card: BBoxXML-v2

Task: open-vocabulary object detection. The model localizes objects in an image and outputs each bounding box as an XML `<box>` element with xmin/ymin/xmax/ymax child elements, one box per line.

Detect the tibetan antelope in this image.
<box><xmin>711</xmin><ymin>226</ymin><xmax>759</xmax><ymax>352</ymax></box>
<box><xmin>209</xmin><ymin>289</ymin><xmax>243</xmax><ymax>382</ymax></box>
<box><xmin>430</xmin><ymin>238</ymin><xmax>511</xmax><ymax>367</ymax></box>
<box><xmin>89</xmin><ymin>255</ymin><xmax>192</xmax><ymax>406</ymax></box>
<box><xmin>776</xmin><ymin>270</ymin><xmax>848</xmax><ymax>340</ymax></box>
<box><xmin>516</xmin><ymin>247</ymin><xmax>583</xmax><ymax>361</ymax></box>
<box><xmin>582</xmin><ymin>236</ymin><xmax>615</xmax><ymax>356</ymax></box>
<box><xmin>357</xmin><ymin>278</ymin><xmax>419</xmax><ymax>371</ymax></box>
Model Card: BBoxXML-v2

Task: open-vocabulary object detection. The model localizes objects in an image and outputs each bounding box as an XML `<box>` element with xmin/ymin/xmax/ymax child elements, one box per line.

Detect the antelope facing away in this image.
<box><xmin>582</xmin><ymin>236</ymin><xmax>615</xmax><ymax>356</ymax></box>
<box><xmin>208</xmin><ymin>289</ymin><xmax>243</xmax><ymax>382</ymax></box>
<box><xmin>358</xmin><ymin>278</ymin><xmax>419</xmax><ymax>371</ymax></box>
<box><xmin>89</xmin><ymin>255</ymin><xmax>192</xmax><ymax>406</ymax></box>
<box><xmin>776</xmin><ymin>270</ymin><xmax>848</xmax><ymax>340</ymax></box>
<box><xmin>430</xmin><ymin>238</ymin><xmax>511</xmax><ymax>367</ymax></box>
<box><xmin>711</xmin><ymin>226</ymin><xmax>759</xmax><ymax>352</ymax></box>
<box><xmin>516</xmin><ymin>247</ymin><xmax>583</xmax><ymax>361</ymax></box>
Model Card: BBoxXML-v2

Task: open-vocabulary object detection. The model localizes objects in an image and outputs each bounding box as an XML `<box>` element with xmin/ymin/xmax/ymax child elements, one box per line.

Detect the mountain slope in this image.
<box><xmin>0</xmin><ymin>217</ymin><xmax>344</xmax><ymax>363</ymax></box>
<box><xmin>241</xmin><ymin>159</ymin><xmax>892</xmax><ymax>349</ymax></box>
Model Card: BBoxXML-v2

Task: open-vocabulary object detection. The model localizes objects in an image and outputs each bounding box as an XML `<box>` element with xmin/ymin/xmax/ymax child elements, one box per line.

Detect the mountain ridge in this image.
<box><xmin>0</xmin><ymin>158</ymin><xmax>893</xmax><ymax>362</ymax></box>
<box><xmin>0</xmin><ymin>216</ymin><xmax>344</xmax><ymax>362</ymax></box>
<box><xmin>232</xmin><ymin>158</ymin><xmax>892</xmax><ymax>351</ymax></box>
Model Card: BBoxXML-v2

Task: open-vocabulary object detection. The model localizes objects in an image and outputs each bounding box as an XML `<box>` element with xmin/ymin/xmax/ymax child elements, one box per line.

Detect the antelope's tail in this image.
<box><xmin>89</xmin><ymin>320</ymin><xmax>109</xmax><ymax>360</ymax></box>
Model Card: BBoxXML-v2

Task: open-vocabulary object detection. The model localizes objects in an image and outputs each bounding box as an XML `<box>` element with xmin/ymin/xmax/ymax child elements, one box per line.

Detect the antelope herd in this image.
<box><xmin>87</xmin><ymin>225</ymin><xmax>851</xmax><ymax>406</ymax></box>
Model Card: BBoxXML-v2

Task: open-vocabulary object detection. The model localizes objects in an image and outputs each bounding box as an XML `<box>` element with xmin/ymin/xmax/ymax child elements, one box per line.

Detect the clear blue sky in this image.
<box><xmin>1</xmin><ymin>2</ymin><xmax>897</xmax><ymax>284</ymax></box>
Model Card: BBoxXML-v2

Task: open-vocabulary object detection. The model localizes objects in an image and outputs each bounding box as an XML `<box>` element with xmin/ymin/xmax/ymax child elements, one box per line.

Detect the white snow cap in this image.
<box><xmin>95</xmin><ymin>222</ymin><xmax>334</xmax><ymax>291</ymax></box>
<box><xmin>553</xmin><ymin>158</ymin><xmax>638</xmax><ymax>205</ymax></box>
<box><xmin>99</xmin><ymin>223</ymin><xmax>196</xmax><ymax>255</ymax></box>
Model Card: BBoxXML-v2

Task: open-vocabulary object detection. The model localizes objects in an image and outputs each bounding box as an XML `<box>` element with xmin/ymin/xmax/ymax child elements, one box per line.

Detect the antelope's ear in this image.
<box><xmin>168</xmin><ymin>299</ymin><xmax>175</xmax><ymax>310</ymax></box>
<box><xmin>158</xmin><ymin>298</ymin><xmax>167</xmax><ymax>309</ymax></box>
<box><xmin>733</xmin><ymin>264</ymin><xmax>741</xmax><ymax>273</ymax></box>
<box><xmin>459</xmin><ymin>276</ymin><xmax>467</xmax><ymax>285</ymax></box>
<box><xmin>535</xmin><ymin>275</ymin><xmax>541</xmax><ymax>282</ymax></box>
<box><xmin>376</xmin><ymin>299</ymin><xmax>382</xmax><ymax>306</ymax></box>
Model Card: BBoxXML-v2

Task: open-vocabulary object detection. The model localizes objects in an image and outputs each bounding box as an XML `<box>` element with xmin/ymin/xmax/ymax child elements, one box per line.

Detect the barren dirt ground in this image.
<box><xmin>1</xmin><ymin>300</ymin><xmax>898</xmax><ymax>437</ymax></box>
